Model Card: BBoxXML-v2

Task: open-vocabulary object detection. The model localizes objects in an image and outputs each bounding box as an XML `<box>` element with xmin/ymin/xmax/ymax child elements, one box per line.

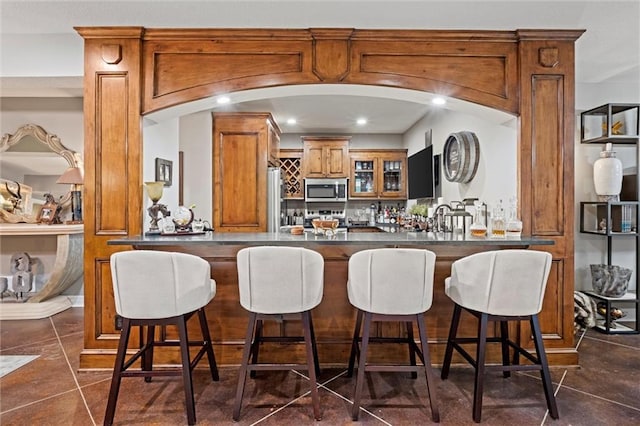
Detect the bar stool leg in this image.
<box><xmin>416</xmin><ymin>314</ymin><xmax>440</xmax><ymax>422</ymax></box>
<box><xmin>347</xmin><ymin>309</ymin><xmax>363</xmax><ymax>378</ymax></box>
<box><xmin>352</xmin><ymin>311</ymin><xmax>372</xmax><ymax>421</ymax></box>
<box><xmin>197</xmin><ymin>308</ymin><xmax>219</xmax><ymax>381</ymax></box>
<box><xmin>302</xmin><ymin>311</ymin><xmax>322</xmax><ymax>420</ymax></box>
<box><xmin>233</xmin><ymin>312</ymin><xmax>257</xmax><ymax>421</ymax></box>
<box><xmin>308</xmin><ymin>313</ymin><xmax>321</xmax><ymax>377</ymax></box>
<box><xmin>473</xmin><ymin>313</ymin><xmax>489</xmax><ymax>423</ymax></box>
<box><xmin>249</xmin><ymin>319</ymin><xmax>263</xmax><ymax>379</ymax></box>
<box><xmin>407</xmin><ymin>321</ymin><xmax>418</xmax><ymax>379</ymax></box>
<box><xmin>104</xmin><ymin>318</ymin><xmax>132</xmax><ymax>426</ymax></box>
<box><xmin>142</xmin><ymin>325</ymin><xmax>155</xmax><ymax>383</ymax></box>
<box><xmin>499</xmin><ymin>320</ymin><xmax>511</xmax><ymax>378</ymax></box>
<box><xmin>441</xmin><ymin>304</ymin><xmax>462</xmax><ymax>380</ymax></box>
<box><xmin>531</xmin><ymin>315</ymin><xmax>559</xmax><ymax>419</ymax></box>
<box><xmin>177</xmin><ymin>316</ymin><xmax>196</xmax><ymax>425</ymax></box>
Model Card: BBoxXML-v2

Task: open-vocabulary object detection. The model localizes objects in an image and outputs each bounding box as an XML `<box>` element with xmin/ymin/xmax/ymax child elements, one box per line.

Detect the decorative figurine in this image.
<box><xmin>11</xmin><ymin>252</ymin><xmax>33</xmax><ymax>301</ymax></box>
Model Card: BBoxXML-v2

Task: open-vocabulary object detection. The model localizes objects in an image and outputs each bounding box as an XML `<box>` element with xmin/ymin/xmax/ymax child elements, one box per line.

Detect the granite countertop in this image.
<box><xmin>107</xmin><ymin>230</ymin><xmax>554</xmax><ymax>247</ymax></box>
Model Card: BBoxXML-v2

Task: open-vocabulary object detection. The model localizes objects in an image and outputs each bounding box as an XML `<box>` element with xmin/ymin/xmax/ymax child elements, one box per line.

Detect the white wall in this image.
<box><xmin>179</xmin><ymin>112</ymin><xmax>213</xmax><ymax>224</ymax></box>
<box><xmin>403</xmin><ymin>107</ymin><xmax>518</xmax><ymax>212</ymax></box>
<box><xmin>142</xmin><ymin>118</ymin><xmax>180</xmax><ymax>233</ymax></box>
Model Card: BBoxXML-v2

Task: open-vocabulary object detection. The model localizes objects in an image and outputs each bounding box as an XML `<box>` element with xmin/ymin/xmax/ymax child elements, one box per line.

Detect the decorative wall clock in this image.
<box><xmin>443</xmin><ymin>131</ymin><xmax>480</xmax><ymax>183</ymax></box>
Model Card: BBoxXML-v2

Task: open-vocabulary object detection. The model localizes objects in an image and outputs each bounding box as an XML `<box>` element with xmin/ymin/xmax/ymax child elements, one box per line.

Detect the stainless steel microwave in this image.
<box><xmin>304</xmin><ymin>178</ymin><xmax>348</xmax><ymax>202</ymax></box>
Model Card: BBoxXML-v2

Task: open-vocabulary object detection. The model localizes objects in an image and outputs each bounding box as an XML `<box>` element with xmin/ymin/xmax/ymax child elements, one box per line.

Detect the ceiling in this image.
<box><xmin>1</xmin><ymin>0</ymin><xmax>638</xmax><ymax>134</ymax></box>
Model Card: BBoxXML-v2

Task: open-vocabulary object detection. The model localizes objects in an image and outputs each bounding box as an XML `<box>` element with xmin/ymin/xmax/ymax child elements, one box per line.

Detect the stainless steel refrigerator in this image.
<box><xmin>267</xmin><ymin>167</ymin><xmax>283</xmax><ymax>232</ymax></box>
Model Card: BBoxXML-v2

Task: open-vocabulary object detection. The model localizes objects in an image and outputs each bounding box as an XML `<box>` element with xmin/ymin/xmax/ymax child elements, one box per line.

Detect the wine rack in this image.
<box><xmin>279</xmin><ymin>149</ymin><xmax>303</xmax><ymax>199</ymax></box>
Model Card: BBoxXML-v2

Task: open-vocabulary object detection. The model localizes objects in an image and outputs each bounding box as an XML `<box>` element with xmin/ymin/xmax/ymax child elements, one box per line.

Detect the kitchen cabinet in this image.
<box><xmin>349</xmin><ymin>149</ymin><xmax>407</xmax><ymax>200</ymax></box>
<box><xmin>579</xmin><ymin>103</ymin><xmax>640</xmax><ymax>334</ymax></box>
<box><xmin>302</xmin><ymin>137</ymin><xmax>350</xmax><ymax>178</ymax></box>
<box><xmin>279</xmin><ymin>149</ymin><xmax>303</xmax><ymax>199</ymax></box>
<box><xmin>212</xmin><ymin>112</ymin><xmax>281</xmax><ymax>232</ymax></box>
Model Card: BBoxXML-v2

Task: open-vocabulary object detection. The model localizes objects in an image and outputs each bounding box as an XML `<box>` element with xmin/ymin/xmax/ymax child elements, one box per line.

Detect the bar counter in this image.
<box><xmin>105</xmin><ymin>231</ymin><xmax>561</xmax><ymax>368</ymax></box>
<box><xmin>108</xmin><ymin>230</ymin><xmax>554</xmax><ymax>247</ymax></box>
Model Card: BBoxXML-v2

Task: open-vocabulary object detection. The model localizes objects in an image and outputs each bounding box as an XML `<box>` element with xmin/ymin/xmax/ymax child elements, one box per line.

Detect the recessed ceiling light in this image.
<box><xmin>432</xmin><ymin>97</ymin><xmax>446</xmax><ymax>105</ymax></box>
<box><xmin>356</xmin><ymin>118</ymin><xmax>367</xmax><ymax>125</ymax></box>
<box><xmin>216</xmin><ymin>96</ymin><xmax>230</xmax><ymax>104</ymax></box>
<box><xmin>287</xmin><ymin>118</ymin><xmax>297</xmax><ymax>125</ymax></box>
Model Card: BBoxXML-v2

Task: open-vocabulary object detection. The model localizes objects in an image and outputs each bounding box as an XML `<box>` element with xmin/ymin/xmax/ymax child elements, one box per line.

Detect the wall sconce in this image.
<box><xmin>56</xmin><ymin>166</ymin><xmax>84</xmax><ymax>224</ymax></box>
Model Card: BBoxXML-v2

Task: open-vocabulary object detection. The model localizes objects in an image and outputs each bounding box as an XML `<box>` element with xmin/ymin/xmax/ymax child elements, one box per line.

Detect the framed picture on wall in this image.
<box><xmin>155</xmin><ymin>158</ymin><xmax>173</xmax><ymax>187</ymax></box>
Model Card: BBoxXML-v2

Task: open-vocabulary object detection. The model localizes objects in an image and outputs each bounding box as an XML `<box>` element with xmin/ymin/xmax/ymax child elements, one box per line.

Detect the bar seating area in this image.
<box><xmin>97</xmin><ymin>246</ymin><xmax>556</xmax><ymax>424</ymax></box>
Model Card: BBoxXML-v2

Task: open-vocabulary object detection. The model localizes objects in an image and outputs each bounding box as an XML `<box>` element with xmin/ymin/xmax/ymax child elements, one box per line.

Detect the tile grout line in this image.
<box><xmin>291</xmin><ymin>369</ymin><xmax>393</xmax><ymax>425</ymax></box>
<box><xmin>561</xmin><ymin>381</ymin><xmax>640</xmax><ymax>412</ymax></box>
<box><xmin>49</xmin><ymin>317</ymin><xmax>97</xmax><ymax>426</ymax></box>
<box><xmin>583</xmin><ymin>334</ymin><xmax>640</xmax><ymax>351</ymax></box>
<box><xmin>0</xmin><ymin>387</ymin><xmax>79</xmax><ymax>415</ymax></box>
<box><xmin>539</xmin><ymin>369</ymin><xmax>567</xmax><ymax>426</ymax></box>
<box><xmin>0</xmin><ymin>331</ymin><xmax>83</xmax><ymax>354</ymax></box>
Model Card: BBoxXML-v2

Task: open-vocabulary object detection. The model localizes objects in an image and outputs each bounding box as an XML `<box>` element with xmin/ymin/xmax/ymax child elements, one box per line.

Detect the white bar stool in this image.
<box><xmin>234</xmin><ymin>246</ymin><xmax>324</xmax><ymax>421</ymax></box>
<box><xmin>441</xmin><ymin>249</ymin><xmax>559</xmax><ymax>423</ymax></box>
<box><xmin>105</xmin><ymin>250</ymin><xmax>219</xmax><ymax>426</ymax></box>
<box><xmin>347</xmin><ymin>248</ymin><xmax>440</xmax><ymax>422</ymax></box>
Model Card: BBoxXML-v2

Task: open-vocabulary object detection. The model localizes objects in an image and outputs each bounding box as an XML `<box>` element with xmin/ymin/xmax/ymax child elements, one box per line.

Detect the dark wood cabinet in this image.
<box><xmin>212</xmin><ymin>112</ymin><xmax>281</xmax><ymax>232</ymax></box>
<box><xmin>302</xmin><ymin>136</ymin><xmax>350</xmax><ymax>178</ymax></box>
<box><xmin>349</xmin><ymin>149</ymin><xmax>407</xmax><ymax>199</ymax></box>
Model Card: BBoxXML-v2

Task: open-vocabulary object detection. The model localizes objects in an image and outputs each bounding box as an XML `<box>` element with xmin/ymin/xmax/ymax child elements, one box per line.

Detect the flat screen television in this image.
<box><xmin>408</xmin><ymin>145</ymin><xmax>440</xmax><ymax>199</ymax></box>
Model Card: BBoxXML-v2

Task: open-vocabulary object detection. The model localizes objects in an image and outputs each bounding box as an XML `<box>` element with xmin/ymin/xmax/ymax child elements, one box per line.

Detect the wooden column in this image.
<box><xmin>517</xmin><ymin>30</ymin><xmax>580</xmax><ymax>360</ymax></box>
<box><xmin>76</xmin><ymin>27</ymin><xmax>144</xmax><ymax>368</ymax></box>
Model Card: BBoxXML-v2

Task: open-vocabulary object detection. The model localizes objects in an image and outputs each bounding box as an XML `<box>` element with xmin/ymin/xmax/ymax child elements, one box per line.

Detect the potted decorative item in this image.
<box><xmin>590</xmin><ymin>264</ymin><xmax>631</xmax><ymax>297</ymax></box>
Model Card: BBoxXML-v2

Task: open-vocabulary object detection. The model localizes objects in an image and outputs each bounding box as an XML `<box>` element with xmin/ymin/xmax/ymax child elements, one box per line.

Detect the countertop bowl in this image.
<box><xmin>312</xmin><ymin>218</ymin><xmax>339</xmax><ymax>235</ymax></box>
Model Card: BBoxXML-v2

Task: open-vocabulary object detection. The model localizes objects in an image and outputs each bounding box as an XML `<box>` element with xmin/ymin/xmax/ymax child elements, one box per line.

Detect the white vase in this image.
<box><xmin>593</xmin><ymin>143</ymin><xmax>622</xmax><ymax>201</ymax></box>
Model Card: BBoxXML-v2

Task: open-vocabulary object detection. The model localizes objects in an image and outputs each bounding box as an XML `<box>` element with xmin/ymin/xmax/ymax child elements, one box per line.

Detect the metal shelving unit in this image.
<box><xmin>580</xmin><ymin>103</ymin><xmax>640</xmax><ymax>334</ymax></box>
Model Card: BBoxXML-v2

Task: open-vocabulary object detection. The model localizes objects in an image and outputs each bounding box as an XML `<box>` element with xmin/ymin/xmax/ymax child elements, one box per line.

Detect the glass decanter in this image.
<box><xmin>470</xmin><ymin>200</ymin><xmax>487</xmax><ymax>237</ymax></box>
<box><xmin>506</xmin><ymin>196</ymin><xmax>523</xmax><ymax>238</ymax></box>
<box><xmin>490</xmin><ymin>199</ymin><xmax>506</xmax><ymax>238</ymax></box>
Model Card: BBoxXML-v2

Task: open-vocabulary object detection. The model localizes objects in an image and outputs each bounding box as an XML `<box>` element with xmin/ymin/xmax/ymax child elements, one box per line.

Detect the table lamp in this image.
<box><xmin>144</xmin><ymin>181</ymin><xmax>168</xmax><ymax>234</ymax></box>
<box><xmin>56</xmin><ymin>166</ymin><xmax>84</xmax><ymax>223</ymax></box>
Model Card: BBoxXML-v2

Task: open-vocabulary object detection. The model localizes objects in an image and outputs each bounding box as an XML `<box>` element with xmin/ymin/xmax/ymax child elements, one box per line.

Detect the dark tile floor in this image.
<box><xmin>1</xmin><ymin>308</ymin><xmax>639</xmax><ymax>425</ymax></box>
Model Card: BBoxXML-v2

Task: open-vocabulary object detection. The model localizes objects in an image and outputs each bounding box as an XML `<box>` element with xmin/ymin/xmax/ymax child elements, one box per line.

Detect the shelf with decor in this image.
<box><xmin>580</xmin><ymin>103</ymin><xmax>640</xmax><ymax>334</ymax></box>
<box><xmin>584</xmin><ymin>291</ymin><xmax>638</xmax><ymax>334</ymax></box>
<box><xmin>581</xmin><ymin>103</ymin><xmax>639</xmax><ymax>145</ymax></box>
<box><xmin>348</xmin><ymin>149</ymin><xmax>407</xmax><ymax>200</ymax></box>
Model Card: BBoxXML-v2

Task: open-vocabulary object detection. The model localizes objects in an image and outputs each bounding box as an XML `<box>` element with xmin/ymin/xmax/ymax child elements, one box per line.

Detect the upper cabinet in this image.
<box><xmin>302</xmin><ymin>136</ymin><xmax>350</xmax><ymax>178</ymax></box>
<box><xmin>212</xmin><ymin>112</ymin><xmax>281</xmax><ymax>232</ymax></box>
<box><xmin>581</xmin><ymin>104</ymin><xmax>639</xmax><ymax>145</ymax></box>
<box><xmin>349</xmin><ymin>149</ymin><xmax>407</xmax><ymax>200</ymax></box>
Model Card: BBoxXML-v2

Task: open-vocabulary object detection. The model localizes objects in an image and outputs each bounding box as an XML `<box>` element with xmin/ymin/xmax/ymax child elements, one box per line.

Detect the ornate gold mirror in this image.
<box><xmin>0</xmin><ymin>124</ymin><xmax>82</xmax><ymax>223</ymax></box>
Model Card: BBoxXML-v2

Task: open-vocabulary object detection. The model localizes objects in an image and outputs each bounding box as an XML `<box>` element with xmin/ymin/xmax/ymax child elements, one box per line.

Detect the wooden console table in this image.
<box><xmin>0</xmin><ymin>223</ymin><xmax>83</xmax><ymax>320</ymax></box>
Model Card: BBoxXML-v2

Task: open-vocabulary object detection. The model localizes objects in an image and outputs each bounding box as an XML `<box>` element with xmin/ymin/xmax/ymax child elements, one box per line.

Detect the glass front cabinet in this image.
<box><xmin>349</xmin><ymin>149</ymin><xmax>407</xmax><ymax>200</ymax></box>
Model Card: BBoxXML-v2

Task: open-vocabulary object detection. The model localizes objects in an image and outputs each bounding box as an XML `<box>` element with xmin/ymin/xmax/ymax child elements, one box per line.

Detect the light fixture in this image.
<box><xmin>144</xmin><ymin>181</ymin><xmax>168</xmax><ymax>234</ymax></box>
<box><xmin>287</xmin><ymin>118</ymin><xmax>297</xmax><ymax>125</ymax></box>
<box><xmin>356</xmin><ymin>118</ymin><xmax>367</xmax><ymax>125</ymax></box>
<box><xmin>56</xmin><ymin>166</ymin><xmax>84</xmax><ymax>223</ymax></box>
<box><xmin>216</xmin><ymin>96</ymin><xmax>230</xmax><ymax>104</ymax></box>
<box><xmin>432</xmin><ymin>97</ymin><xmax>446</xmax><ymax>105</ymax></box>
